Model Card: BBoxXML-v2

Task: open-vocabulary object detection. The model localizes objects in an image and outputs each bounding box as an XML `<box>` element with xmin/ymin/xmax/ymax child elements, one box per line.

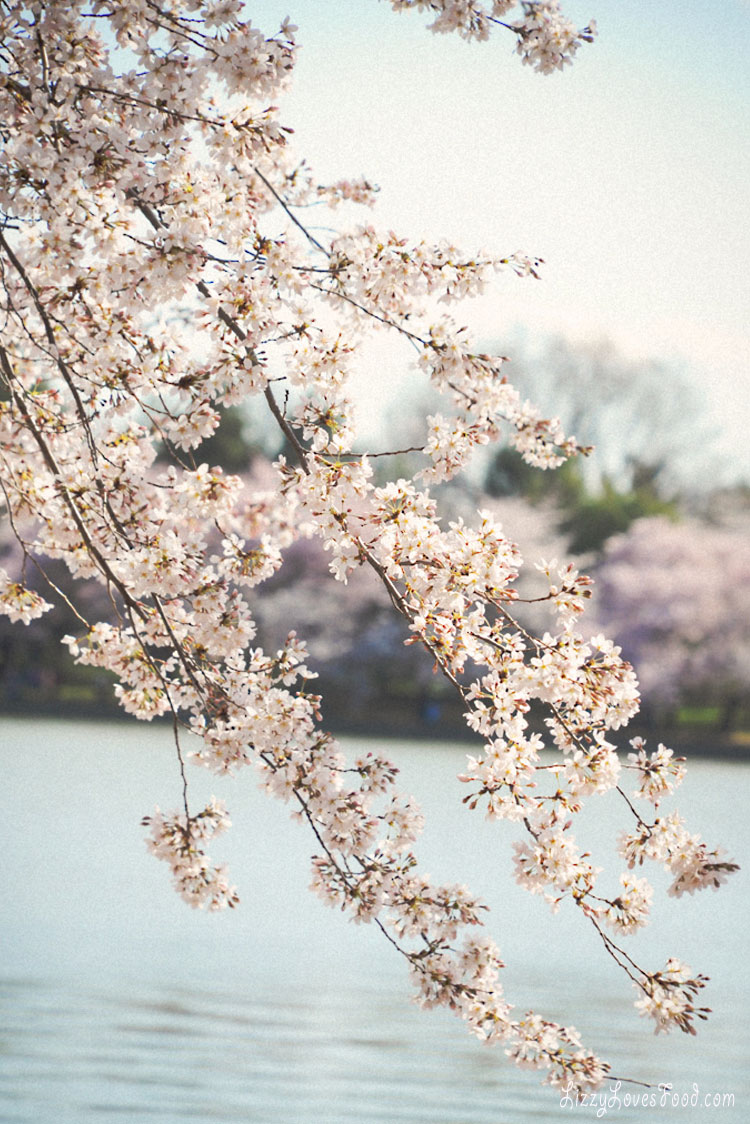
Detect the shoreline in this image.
<box><xmin>1</xmin><ymin>700</ymin><xmax>748</xmax><ymax>761</ymax></box>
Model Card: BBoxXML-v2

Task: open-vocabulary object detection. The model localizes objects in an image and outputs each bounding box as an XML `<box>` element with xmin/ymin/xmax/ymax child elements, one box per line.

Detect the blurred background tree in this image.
<box><xmin>2</xmin><ymin>332</ymin><xmax>748</xmax><ymax>743</ymax></box>
<box><xmin>482</xmin><ymin>335</ymin><xmax>710</xmax><ymax>552</ymax></box>
<box><xmin>589</xmin><ymin>513</ymin><xmax>750</xmax><ymax>733</ymax></box>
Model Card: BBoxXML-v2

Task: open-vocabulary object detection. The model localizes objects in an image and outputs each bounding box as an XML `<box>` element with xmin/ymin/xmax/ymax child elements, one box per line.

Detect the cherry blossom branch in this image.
<box><xmin>0</xmin><ymin>2</ymin><xmax>733</xmax><ymax>1094</ymax></box>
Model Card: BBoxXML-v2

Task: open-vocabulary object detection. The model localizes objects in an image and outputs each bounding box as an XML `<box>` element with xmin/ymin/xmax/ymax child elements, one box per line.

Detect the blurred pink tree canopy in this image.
<box><xmin>591</xmin><ymin>516</ymin><xmax>750</xmax><ymax>727</ymax></box>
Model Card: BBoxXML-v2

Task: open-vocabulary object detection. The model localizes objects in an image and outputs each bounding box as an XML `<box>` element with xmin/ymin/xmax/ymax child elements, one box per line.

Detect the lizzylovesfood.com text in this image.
<box><xmin>560</xmin><ymin>1081</ymin><xmax>737</xmax><ymax>1117</ymax></box>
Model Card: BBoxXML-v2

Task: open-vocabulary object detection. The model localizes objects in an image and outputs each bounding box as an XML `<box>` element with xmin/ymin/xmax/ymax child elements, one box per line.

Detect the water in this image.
<box><xmin>1</xmin><ymin>717</ymin><xmax>748</xmax><ymax>1122</ymax></box>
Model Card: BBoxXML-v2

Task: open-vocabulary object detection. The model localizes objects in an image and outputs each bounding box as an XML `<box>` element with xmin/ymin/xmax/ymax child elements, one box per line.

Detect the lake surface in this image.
<box><xmin>1</xmin><ymin>717</ymin><xmax>748</xmax><ymax>1122</ymax></box>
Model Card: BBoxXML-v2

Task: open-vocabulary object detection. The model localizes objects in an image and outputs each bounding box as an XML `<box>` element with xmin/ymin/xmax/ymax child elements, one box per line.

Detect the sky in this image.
<box><xmin>247</xmin><ymin>0</ymin><xmax>750</xmax><ymax>484</ymax></box>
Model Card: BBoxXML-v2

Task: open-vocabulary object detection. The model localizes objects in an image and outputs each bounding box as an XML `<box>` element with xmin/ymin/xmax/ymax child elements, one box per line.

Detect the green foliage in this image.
<box><xmin>485</xmin><ymin>446</ymin><xmax>584</xmax><ymax>507</ymax></box>
<box><xmin>560</xmin><ymin>469</ymin><xmax>677</xmax><ymax>554</ymax></box>
<box><xmin>156</xmin><ymin>403</ymin><xmax>272</xmax><ymax>471</ymax></box>
<box><xmin>484</xmin><ymin>446</ymin><xmax>678</xmax><ymax>554</ymax></box>
<box><xmin>195</xmin><ymin>405</ymin><xmax>253</xmax><ymax>471</ymax></box>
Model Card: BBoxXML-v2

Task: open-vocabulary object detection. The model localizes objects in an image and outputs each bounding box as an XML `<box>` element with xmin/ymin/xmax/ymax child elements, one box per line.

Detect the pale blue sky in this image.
<box><xmin>249</xmin><ymin>1</ymin><xmax>750</xmax><ymax>482</ymax></box>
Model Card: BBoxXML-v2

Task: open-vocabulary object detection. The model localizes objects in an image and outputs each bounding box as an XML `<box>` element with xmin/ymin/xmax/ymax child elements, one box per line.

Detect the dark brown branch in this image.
<box><xmin>0</xmin><ymin>231</ymin><xmax>100</xmax><ymax>467</ymax></box>
<box><xmin>0</xmin><ymin>343</ymin><xmax>145</xmax><ymax>620</ymax></box>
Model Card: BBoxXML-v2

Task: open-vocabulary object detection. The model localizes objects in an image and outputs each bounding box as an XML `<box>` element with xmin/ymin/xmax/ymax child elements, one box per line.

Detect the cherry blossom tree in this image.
<box><xmin>0</xmin><ymin>0</ymin><xmax>738</xmax><ymax>1099</ymax></box>
<box><xmin>590</xmin><ymin>515</ymin><xmax>750</xmax><ymax>729</ymax></box>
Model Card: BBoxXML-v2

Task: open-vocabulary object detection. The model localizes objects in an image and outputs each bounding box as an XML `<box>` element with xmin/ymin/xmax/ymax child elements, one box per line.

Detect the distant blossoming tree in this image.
<box><xmin>591</xmin><ymin>516</ymin><xmax>750</xmax><ymax>728</ymax></box>
<box><xmin>0</xmin><ymin>0</ymin><xmax>738</xmax><ymax>1098</ymax></box>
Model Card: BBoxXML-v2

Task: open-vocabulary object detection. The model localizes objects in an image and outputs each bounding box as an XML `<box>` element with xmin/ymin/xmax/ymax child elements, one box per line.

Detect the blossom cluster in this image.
<box><xmin>626</xmin><ymin>738</ymin><xmax>686</xmax><ymax>804</ymax></box>
<box><xmin>619</xmin><ymin>812</ymin><xmax>737</xmax><ymax>900</ymax></box>
<box><xmin>0</xmin><ymin>0</ymin><xmax>736</xmax><ymax>1096</ymax></box>
<box><xmin>512</xmin><ymin>1</ymin><xmax>596</xmax><ymax>74</ymax></box>
<box><xmin>384</xmin><ymin>1</ymin><xmax>596</xmax><ymax>74</ymax></box>
<box><xmin>142</xmin><ymin>799</ymin><xmax>239</xmax><ymax>910</ymax></box>
<box><xmin>635</xmin><ymin>959</ymin><xmax>710</xmax><ymax>1036</ymax></box>
<box><xmin>0</xmin><ymin>567</ymin><xmax>52</xmax><ymax>624</ymax></box>
<box><xmin>600</xmin><ymin>873</ymin><xmax>653</xmax><ymax>935</ymax></box>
